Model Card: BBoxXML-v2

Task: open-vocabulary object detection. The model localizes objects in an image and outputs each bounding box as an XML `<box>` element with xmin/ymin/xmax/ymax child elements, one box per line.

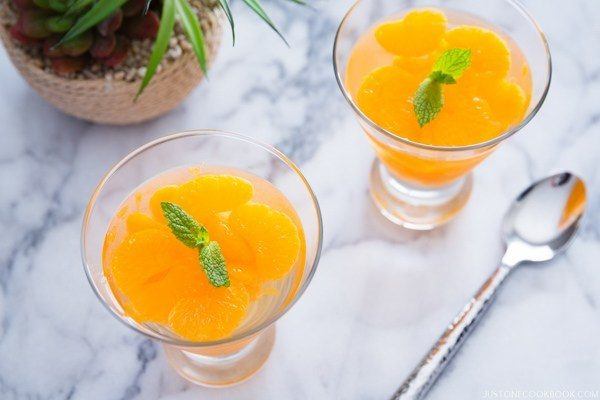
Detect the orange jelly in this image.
<box><xmin>346</xmin><ymin>8</ymin><xmax>532</xmax><ymax>186</ymax></box>
<box><xmin>102</xmin><ymin>167</ymin><xmax>305</xmax><ymax>342</ymax></box>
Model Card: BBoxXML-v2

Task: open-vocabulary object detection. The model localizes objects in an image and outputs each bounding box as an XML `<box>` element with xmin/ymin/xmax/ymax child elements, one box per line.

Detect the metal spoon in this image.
<box><xmin>391</xmin><ymin>172</ymin><xmax>587</xmax><ymax>400</ymax></box>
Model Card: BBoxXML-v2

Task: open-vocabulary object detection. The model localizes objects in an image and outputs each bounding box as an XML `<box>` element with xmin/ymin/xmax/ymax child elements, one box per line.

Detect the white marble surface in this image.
<box><xmin>1</xmin><ymin>0</ymin><xmax>599</xmax><ymax>399</ymax></box>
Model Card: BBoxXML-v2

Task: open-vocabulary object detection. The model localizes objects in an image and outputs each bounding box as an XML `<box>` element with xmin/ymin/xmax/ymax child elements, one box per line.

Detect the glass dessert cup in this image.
<box><xmin>82</xmin><ymin>130</ymin><xmax>323</xmax><ymax>387</ymax></box>
<box><xmin>334</xmin><ymin>0</ymin><xmax>551</xmax><ymax>230</ymax></box>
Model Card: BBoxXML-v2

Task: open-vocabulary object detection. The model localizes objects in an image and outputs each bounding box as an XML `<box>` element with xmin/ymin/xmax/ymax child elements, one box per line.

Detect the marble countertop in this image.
<box><xmin>1</xmin><ymin>0</ymin><xmax>599</xmax><ymax>399</ymax></box>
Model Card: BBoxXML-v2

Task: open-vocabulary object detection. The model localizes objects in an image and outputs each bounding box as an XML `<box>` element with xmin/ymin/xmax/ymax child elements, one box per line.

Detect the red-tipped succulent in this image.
<box><xmin>122</xmin><ymin>10</ymin><xmax>159</xmax><ymax>40</ymax></box>
<box><xmin>50</xmin><ymin>56</ymin><xmax>87</xmax><ymax>76</ymax></box>
<box><xmin>97</xmin><ymin>9</ymin><xmax>123</xmax><ymax>37</ymax></box>
<box><xmin>7</xmin><ymin>0</ymin><xmax>160</xmax><ymax>75</ymax></box>
<box><xmin>100</xmin><ymin>35</ymin><xmax>129</xmax><ymax>67</ymax></box>
<box><xmin>90</xmin><ymin>33</ymin><xmax>116</xmax><ymax>59</ymax></box>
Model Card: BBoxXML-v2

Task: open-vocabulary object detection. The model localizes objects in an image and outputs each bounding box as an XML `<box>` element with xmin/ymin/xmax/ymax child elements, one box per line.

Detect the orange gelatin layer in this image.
<box><xmin>346</xmin><ymin>8</ymin><xmax>532</xmax><ymax>186</ymax></box>
<box><xmin>103</xmin><ymin>169</ymin><xmax>305</xmax><ymax>342</ymax></box>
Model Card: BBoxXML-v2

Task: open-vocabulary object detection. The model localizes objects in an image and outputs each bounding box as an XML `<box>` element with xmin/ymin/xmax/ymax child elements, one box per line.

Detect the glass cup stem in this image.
<box><xmin>370</xmin><ymin>159</ymin><xmax>473</xmax><ymax>230</ymax></box>
<box><xmin>163</xmin><ymin>325</ymin><xmax>276</xmax><ymax>387</ymax></box>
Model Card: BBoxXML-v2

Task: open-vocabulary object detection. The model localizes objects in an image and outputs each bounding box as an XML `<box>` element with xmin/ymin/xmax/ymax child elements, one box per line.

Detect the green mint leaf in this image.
<box><xmin>430</xmin><ymin>70</ymin><xmax>456</xmax><ymax>84</ymax></box>
<box><xmin>161</xmin><ymin>202</ymin><xmax>209</xmax><ymax>248</ymax></box>
<box><xmin>412</xmin><ymin>48</ymin><xmax>471</xmax><ymax>126</ymax></box>
<box><xmin>413</xmin><ymin>78</ymin><xmax>443</xmax><ymax>128</ymax></box>
<box><xmin>200</xmin><ymin>241</ymin><xmax>230</xmax><ymax>287</ymax></box>
<box><xmin>432</xmin><ymin>48</ymin><xmax>472</xmax><ymax>80</ymax></box>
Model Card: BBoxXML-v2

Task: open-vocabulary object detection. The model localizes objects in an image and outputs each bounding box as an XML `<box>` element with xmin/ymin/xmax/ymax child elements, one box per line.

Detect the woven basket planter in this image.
<box><xmin>0</xmin><ymin>8</ymin><xmax>223</xmax><ymax>125</ymax></box>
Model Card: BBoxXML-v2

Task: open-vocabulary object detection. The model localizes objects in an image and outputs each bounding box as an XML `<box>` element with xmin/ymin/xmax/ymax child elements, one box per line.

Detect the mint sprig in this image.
<box><xmin>161</xmin><ymin>202</ymin><xmax>208</xmax><ymax>248</ymax></box>
<box><xmin>200</xmin><ymin>242</ymin><xmax>229</xmax><ymax>288</ymax></box>
<box><xmin>413</xmin><ymin>48</ymin><xmax>472</xmax><ymax>127</ymax></box>
<box><xmin>161</xmin><ymin>202</ymin><xmax>230</xmax><ymax>288</ymax></box>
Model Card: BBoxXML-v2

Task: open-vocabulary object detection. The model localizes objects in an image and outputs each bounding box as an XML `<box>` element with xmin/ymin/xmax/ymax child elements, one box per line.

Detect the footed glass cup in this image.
<box><xmin>82</xmin><ymin>130</ymin><xmax>322</xmax><ymax>387</ymax></box>
<box><xmin>334</xmin><ymin>0</ymin><xmax>551</xmax><ymax>230</ymax></box>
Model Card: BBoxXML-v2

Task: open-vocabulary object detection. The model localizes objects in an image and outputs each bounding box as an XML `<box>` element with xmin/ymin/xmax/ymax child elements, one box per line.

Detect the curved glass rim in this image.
<box><xmin>81</xmin><ymin>129</ymin><xmax>324</xmax><ymax>348</ymax></box>
<box><xmin>333</xmin><ymin>0</ymin><xmax>552</xmax><ymax>152</ymax></box>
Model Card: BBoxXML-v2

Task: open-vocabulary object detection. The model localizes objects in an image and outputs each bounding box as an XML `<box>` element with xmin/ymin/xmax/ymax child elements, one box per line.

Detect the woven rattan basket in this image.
<box><xmin>0</xmin><ymin>9</ymin><xmax>223</xmax><ymax>125</ymax></box>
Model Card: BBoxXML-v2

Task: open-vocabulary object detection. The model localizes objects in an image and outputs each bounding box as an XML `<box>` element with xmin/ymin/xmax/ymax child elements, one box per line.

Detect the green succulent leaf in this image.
<box><xmin>217</xmin><ymin>0</ymin><xmax>235</xmax><ymax>44</ymax></box>
<box><xmin>136</xmin><ymin>0</ymin><xmax>176</xmax><ymax>99</ymax></box>
<box><xmin>46</xmin><ymin>15</ymin><xmax>75</xmax><ymax>33</ymax></box>
<box><xmin>174</xmin><ymin>0</ymin><xmax>207</xmax><ymax>75</ymax></box>
<box><xmin>241</xmin><ymin>0</ymin><xmax>288</xmax><ymax>46</ymax></box>
<box><xmin>57</xmin><ymin>0</ymin><xmax>127</xmax><ymax>46</ymax></box>
<box><xmin>33</xmin><ymin>0</ymin><xmax>50</xmax><ymax>9</ymax></box>
<box><xmin>48</xmin><ymin>0</ymin><xmax>68</xmax><ymax>12</ymax></box>
<box><xmin>199</xmin><ymin>241</ymin><xmax>230</xmax><ymax>287</ymax></box>
<box><xmin>64</xmin><ymin>0</ymin><xmax>93</xmax><ymax>16</ymax></box>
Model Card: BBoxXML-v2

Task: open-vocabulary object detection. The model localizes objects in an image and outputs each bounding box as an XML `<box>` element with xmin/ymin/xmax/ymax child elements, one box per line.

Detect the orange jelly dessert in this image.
<box><xmin>345</xmin><ymin>8</ymin><xmax>532</xmax><ymax>186</ymax></box>
<box><xmin>102</xmin><ymin>167</ymin><xmax>305</xmax><ymax>342</ymax></box>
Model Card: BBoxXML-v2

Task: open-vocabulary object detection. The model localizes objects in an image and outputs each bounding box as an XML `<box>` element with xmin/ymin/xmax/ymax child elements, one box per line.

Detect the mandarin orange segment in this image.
<box><xmin>479</xmin><ymin>80</ymin><xmax>527</xmax><ymax>130</ymax></box>
<box><xmin>205</xmin><ymin>213</ymin><xmax>254</xmax><ymax>266</ymax></box>
<box><xmin>420</xmin><ymin>85</ymin><xmax>503</xmax><ymax>146</ymax></box>
<box><xmin>376</xmin><ymin>9</ymin><xmax>447</xmax><ymax>57</ymax></box>
<box><xmin>444</xmin><ymin>26</ymin><xmax>510</xmax><ymax>81</ymax></box>
<box><xmin>123</xmin><ymin>265</ymin><xmax>208</xmax><ymax>323</ymax></box>
<box><xmin>392</xmin><ymin>47</ymin><xmax>444</xmax><ymax>76</ymax></box>
<box><xmin>179</xmin><ymin>175</ymin><xmax>254</xmax><ymax>213</ymax></box>
<box><xmin>107</xmin><ymin>229</ymin><xmax>202</xmax><ymax>322</ymax></box>
<box><xmin>356</xmin><ymin>65</ymin><xmax>422</xmax><ymax>134</ymax></box>
<box><xmin>229</xmin><ymin>265</ymin><xmax>262</xmax><ymax>300</ymax></box>
<box><xmin>229</xmin><ymin>203</ymin><xmax>301</xmax><ymax>280</ymax></box>
<box><xmin>168</xmin><ymin>285</ymin><xmax>250</xmax><ymax>341</ymax></box>
<box><xmin>126</xmin><ymin>212</ymin><xmax>164</xmax><ymax>234</ymax></box>
<box><xmin>149</xmin><ymin>185</ymin><xmax>181</xmax><ymax>221</ymax></box>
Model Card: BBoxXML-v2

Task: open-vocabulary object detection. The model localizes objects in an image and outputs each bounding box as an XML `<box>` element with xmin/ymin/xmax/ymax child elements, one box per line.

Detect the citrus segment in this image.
<box><xmin>168</xmin><ymin>285</ymin><xmax>250</xmax><ymax>341</ymax></box>
<box><xmin>229</xmin><ymin>265</ymin><xmax>262</xmax><ymax>300</ymax></box>
<box><xmin>179</xmin><ymin>175</ymin><xmax>254</xmax><ymax>213</ymax></box>
<box><xmin>205</xmin><ymin>213</ymin><xmax>254</xmax><ymax>266</ymax></box>
<box><xmin>420</xmin><ymin>86</ymin><xmax>502</xmax><ymax>146</ymax></box>
<box><xmin>229</xmin><ymin>203</ymin><xmax>301</xmax><ymax>280</ymax></box>
<box><xmin>126</xmin><ymin>212</ymin><xmax>164</xmax><ymax>233</ymax></box>
<box><xmin>376</xmin><ymin>9</ymin><xmax>447</xmax><ymax>57</ymax></box>
<box><xmin>107</xmin><ymin>229</ymin><xmax>201</xmax><ymax>322</ymax></box>
<box><xmin>356</xmin><ymin>65</ymin><xmax>422</xmax><ymax>134</ymax></box>
<box><xmin>444</xmin><ymin>26</ymin><xmax>510</xmax><ymax>81</ymax></box>
<box><xmin>480</xmin><ymin>80</ymin><xmax>527</xmax><ymax>130</ymax></box>
<box><xmin>149</xmin><ymin>185</ymin><xmax>181</xmax><ymax>221</ymax></box>
<box><xmin>392</xmin><ymin>47</ymin><xmax>444</xmax><ymax>76</ymax></box>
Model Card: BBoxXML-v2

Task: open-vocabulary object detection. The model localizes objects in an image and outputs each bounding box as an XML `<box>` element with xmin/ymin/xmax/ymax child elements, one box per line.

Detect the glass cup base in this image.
<box><xmin>163</xmin><ymin>325</ymin><xmax>276</xmax><ymax>387</ymax></box>
<box><xmin>369</xmin><ymin>159</ymin><xmax>473</xmax><ymax>230</ymax></box>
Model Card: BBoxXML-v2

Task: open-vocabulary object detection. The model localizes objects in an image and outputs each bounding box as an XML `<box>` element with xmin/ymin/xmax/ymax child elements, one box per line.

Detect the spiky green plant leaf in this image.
<box><xmin>136</xmin><ymin>0</ymin><xmax>176</xmax><ymax>99</ymax></box>
<box><xmin>241</xmin><ymin>0</ymin><xmax>288</xmax><ymax>45</ymax></box>
<box><xmin>217</xmin><ymin>0</ymin><xmax>235</xmax><ymax>44</ymax></box>
<box><xmin>58</xmin><ymin>0</ymin><xmax>126</xmax><ymax>46</ymax></box>
<box><xmin>143</xmin><ymin>0</ymin><xmax>152</xmax><ymax>14</ymax></box>
<box><xmin>64</xmin><ymin>0</ymin><xmax>92</xmax><ymax>16</ymax></box>
<box><xmin>174</xmin><ymin>0</ymin><xmax>207</xmax><ymax>75</ymax></box>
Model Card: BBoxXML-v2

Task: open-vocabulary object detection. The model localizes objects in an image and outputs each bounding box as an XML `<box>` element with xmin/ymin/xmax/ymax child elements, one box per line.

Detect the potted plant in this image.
<box><xmin>0</xmin><ymin>0</ymin><xmax>301</xmax><ymax>124</ymax></box>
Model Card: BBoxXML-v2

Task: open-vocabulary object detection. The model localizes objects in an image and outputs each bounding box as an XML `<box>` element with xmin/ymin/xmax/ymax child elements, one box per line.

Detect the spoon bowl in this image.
<box><xmin>502</xmin><ymin>172</ymin><xmax>587</xmax><ymax>266</ymax></box>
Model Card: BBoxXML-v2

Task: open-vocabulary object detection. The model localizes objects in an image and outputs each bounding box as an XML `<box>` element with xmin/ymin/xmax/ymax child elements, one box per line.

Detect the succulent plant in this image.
<box><xmin>9</xmin><ymin>0</ymin><xmax>304</xmax><ymax>94</ymax></box>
